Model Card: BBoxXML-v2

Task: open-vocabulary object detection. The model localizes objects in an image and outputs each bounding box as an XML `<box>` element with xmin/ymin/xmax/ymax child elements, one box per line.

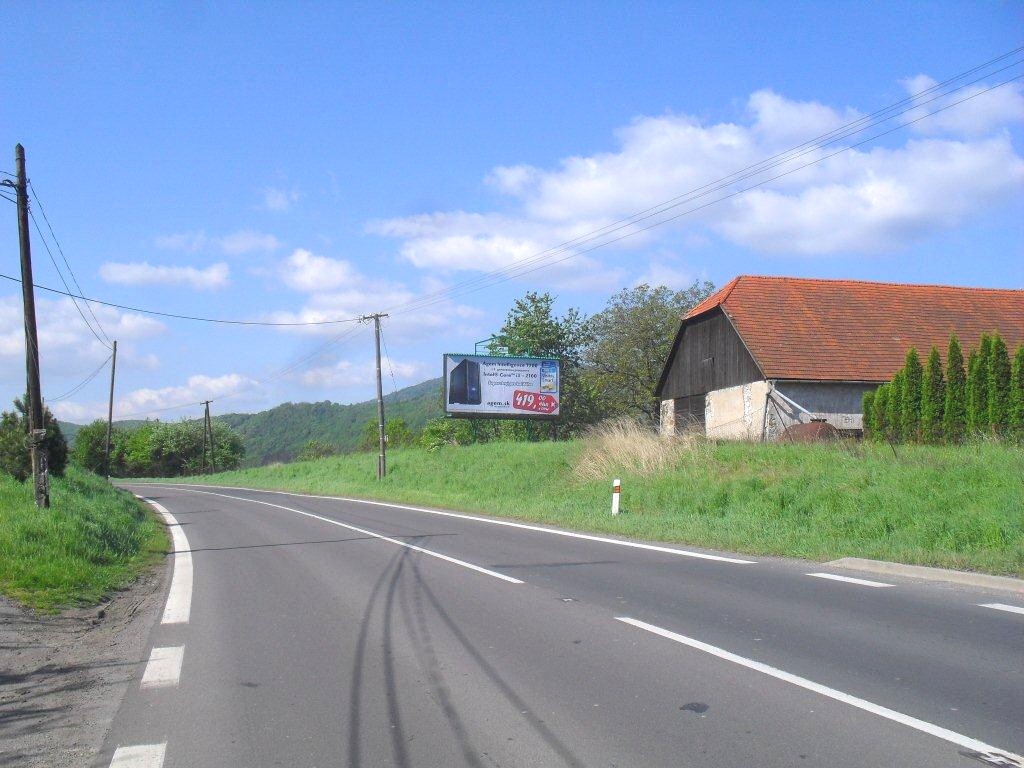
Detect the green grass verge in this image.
<box><xmin>153</xmin><ymin>440</ymin><xmax>1022</xmax><ymax>577</ymax></box>
<box><xmin>0</xmin><ymin>465</ymin><xmax>167</xmax><ymax>611</ymax></box>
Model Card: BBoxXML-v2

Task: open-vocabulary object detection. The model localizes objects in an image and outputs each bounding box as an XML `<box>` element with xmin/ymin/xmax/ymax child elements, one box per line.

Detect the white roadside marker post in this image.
<box><xmin>611</xmin><ymin>478</ymin><xmax>621</xmax><ymax>515</ymax></box>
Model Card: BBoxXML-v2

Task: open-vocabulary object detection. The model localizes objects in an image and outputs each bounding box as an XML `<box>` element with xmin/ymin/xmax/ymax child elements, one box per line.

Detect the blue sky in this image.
<box><xmin>2</xmin><ymin>2</ymin><xmax>1022</xmax><ymax>423</ymax></box>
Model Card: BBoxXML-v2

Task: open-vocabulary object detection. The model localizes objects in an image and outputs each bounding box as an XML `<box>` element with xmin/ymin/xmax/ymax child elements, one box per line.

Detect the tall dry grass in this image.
<box><xmin>571</xmin><ymin>417</ymin><xmax>707</xmax><ymax>481</ymax></box>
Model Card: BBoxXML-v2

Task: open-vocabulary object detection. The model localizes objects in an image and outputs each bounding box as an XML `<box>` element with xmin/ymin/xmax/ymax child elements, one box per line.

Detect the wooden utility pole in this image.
<box><xmin>200</xmin><ymin>401</ymin><xmax>210</xmax><ymax>475</ymax></box>
<box><xmin>7</xmin><ymin>144</ymin><xmax>48</xmax><ymax>507</ymax></box>
<box><xmin>204</xmin><ymin>401</ymin><xmax>215</xmax><ymax>474</ymax></box>
<box><xmin>361</xmin><ymin>313</ymin><xmax>389</xmax><ymax>479</ymax></box>
<box><xmin>104</xmin><ymin>340</ymin><xmax>117</xmax><ymax>479</ymax></box>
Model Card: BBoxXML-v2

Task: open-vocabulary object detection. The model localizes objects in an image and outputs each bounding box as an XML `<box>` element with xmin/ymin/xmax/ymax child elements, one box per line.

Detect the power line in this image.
<box><xmin>29</xmin><ymin>180</ymin><xmax>112</xmax><ymax>344</ymax></box>
<box><xmin>48</xmin><ymin>353</ymin><xmax>112</xmax><ymax>402</ymax></box>
<box><xmin>380</xmin><ymin>319</ymin><xmax>399</xmax><ymax>397</ymax></box>
<box><xmin>0</xmin><ymin>273</ymin><xmax>364</xmax><ymax>326</ymax></box>
<box><xmin>28</xmin><ymin>208</ymin><xmax>112</xmax><ymax>349</ymax></box>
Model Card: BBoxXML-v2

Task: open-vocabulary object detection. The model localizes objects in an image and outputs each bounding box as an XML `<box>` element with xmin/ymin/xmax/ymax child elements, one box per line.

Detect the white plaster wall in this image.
<box><xmin>659</xmin><ymin>398</ymin><xmax>676</xmax><ymax>437</ymax></box>
<box><xmin>705</xmin><ymin>381</ymin><xmax>770</xmax><ymax>440</ymax></box>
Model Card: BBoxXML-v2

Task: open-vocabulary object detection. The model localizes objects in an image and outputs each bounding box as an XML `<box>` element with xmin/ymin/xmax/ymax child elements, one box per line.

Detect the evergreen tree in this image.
<box><xmin>987</xmin><ymin>333</ymin><xmax>1011</xmax><ymax>435</ymax></box>
<box><xmin>1010</xmin><ymin>346</ymin><xmax>1024</xmax><ymax>439</ymax></box>
<box><xmin>901</xmin><ymin>348</ymin><xmax>923</xmax><ymax>442</ymax></box>
<box><xmin>942</xmin><ymin>334</ymin><xmax>966</xmax><ymax>443</ymax></box>
<box><xmin>886</xmin><ymin>371</ymin><xmax>905</xmax><ymax>442</ymax></box>
<box><xmin>861</xmin><ymin>390</ymin><xmax>875</xmax><ymax>438</ymax></box>
<box><xmin>920</xmin><ymin>346</ymin><xmax>945</xmax><ymax>443</ymax></box>
<box><xmin>872</xmin><ymin>384</ymin><xmax>889</xmax><ymax>441</ymax></box>
<box><xmin>966</xmin><ymin>335</ymin><xmax>992</xmax><ymax>435</ymax></box>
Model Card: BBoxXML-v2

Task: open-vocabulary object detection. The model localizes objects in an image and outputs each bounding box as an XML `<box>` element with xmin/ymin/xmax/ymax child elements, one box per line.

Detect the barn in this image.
<box><xmin>655</xmin><ymin>275</ymin><xmax>1024</xmax><ymax>439</ymax></box>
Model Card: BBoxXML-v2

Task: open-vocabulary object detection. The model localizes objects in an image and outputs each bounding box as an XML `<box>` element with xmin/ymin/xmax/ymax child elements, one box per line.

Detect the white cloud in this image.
<box><xmin>279</xmin><ymin>248</ymin><xmax>360</xmax><ymax>292</ymax></box>
<box><xmin>297</xmin><ymin>357</ymin><xmax>424</xmax><ymax>389</ymax></box>
<box><xmin>904</xmin><ymin>75</ymin><xmax>1024</xmax><ymax>136</ymax></box>
<box><xmin>116</xmin><ymin>373</ymin><xmax>258</xmax><ymax>418</ymax></box>
<box><xmin>216</xmin><ymin>230</ymin><xmax>281</xmax><ymax>255</ymax></box>
<box><xmin>260</xmin><ymin>187</ymin><xmax>300</xmax><ymax>212</ymax></box>
<box><xmin>100</xmin><ymin>261</ymin><xmax>230</xmax><ymax>289</ymax></box>
<box><xmin>267</xmin><ymin>248</ymin><xmax>483</xmax><ymax>342</ymax></box>
<box><xmin>371</xmin><ymin>80</ymin><xmax>1024</xmax><ymax>263</ymax></box>
<box><xmin>634</xmin><ymin>260</ymin><xmax>696</xmax><ymax>290</ymax></box>
<box><xmin>154</xmin><ymin>231</ymin><xmax>207</xmax><ymax>252</ymax></box>
<box><xmin>0</xmin><ymin>295</ymin><xmax>164</xmax><ymax>396</ymax></box>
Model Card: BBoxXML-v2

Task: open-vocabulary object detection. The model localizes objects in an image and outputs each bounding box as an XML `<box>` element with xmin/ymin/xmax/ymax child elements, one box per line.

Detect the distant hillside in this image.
<box><xmin>59</xmin><ymin>378</ymin><xmax>443</xmax><ymax>467</ymax></box>
<box><xmin>220</xmin><ymin>377</ymin><xmax>443</xmax><ymax>465</ymax></box>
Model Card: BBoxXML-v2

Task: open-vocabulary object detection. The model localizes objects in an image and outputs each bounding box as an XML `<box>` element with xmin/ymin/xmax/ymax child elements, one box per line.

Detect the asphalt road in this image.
<box><xmin>98</xmin><ymin>483</ymin><xmax>1024</xmax><ymax>768</ymax></box>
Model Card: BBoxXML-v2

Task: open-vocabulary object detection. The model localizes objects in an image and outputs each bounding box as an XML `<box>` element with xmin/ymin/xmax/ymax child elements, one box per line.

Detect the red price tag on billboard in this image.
<box><xmin>512</xmin><ymin>390</ymin><xmax>558</xmax><ymax>414</ymax></box>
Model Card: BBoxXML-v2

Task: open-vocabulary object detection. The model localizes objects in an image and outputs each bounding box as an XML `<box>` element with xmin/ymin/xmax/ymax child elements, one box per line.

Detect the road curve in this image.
<box><xmin>97</xmin><ymin>483</ymin><xmax>1024</xmax><ymax>768</ymax></box>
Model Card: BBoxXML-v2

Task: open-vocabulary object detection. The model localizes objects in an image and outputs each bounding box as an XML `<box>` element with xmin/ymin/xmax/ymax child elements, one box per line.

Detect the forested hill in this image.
<box><xmin>218</xmin><ymin>377</ymin><xmax>443</xmax><ymax>465</ymax></box>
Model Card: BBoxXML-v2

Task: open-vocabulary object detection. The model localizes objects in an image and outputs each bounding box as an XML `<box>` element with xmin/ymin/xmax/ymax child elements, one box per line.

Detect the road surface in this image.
<box><xmin>99</xmin><ymin>483</ymin><xmax>1024</xmax><ymax>767</ymax></box>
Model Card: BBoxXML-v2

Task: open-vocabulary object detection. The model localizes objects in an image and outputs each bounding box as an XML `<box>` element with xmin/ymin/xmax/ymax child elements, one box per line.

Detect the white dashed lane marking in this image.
<box><xmin>109</xmin><ymin>742</ymin><xmax>166</xmax><ymax>767</ymax></box>
<box><xmin>140</xmin><ymin>646</ymin><xmax>185</xmax><ymax>689</ymax></box>
<box><xmin>807</xmin><ymin>572</ymin><xmax>894</xmax><ymax>588</ymax></box>
<box><xmin>979</xmin><ymin>602</ymin><xmax>1024</xmax><ymax>616</ymax></box>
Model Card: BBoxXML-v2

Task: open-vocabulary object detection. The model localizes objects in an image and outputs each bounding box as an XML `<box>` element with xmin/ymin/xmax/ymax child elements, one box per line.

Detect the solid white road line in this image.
<box><xmin>616</xmin><ymin>616</ymin><xmax>1024</xmax><ymax>764</ymax></box>
<box><xmin>979</xmin><ymin>602</ymin><xmax>1024</xmax><ymax>616</ymax></box>
<box><xmin>147</xmin><ymin>483</ymin><xmax>756</xmax><ymax>565</ymax></box>
<box><xmin>140</xmin><ymin>646</ymin><xmax>184</xmax><ymax>690</ymax></box>
<box><xmin>137</xmin><ymin>496</ymin><xmax>192</xmax><ymax>624</ymax></box>
<box><xmin>109</xmin><ymin>743</ymin><xmax>166</xmax><ymax>767</ymax></box>
<box><xmin>173</xmin><ymin>488</ymin><xmax>524</xmax><ymax>584</ymax></box>
<box><xmin>807</xmin><ymin>572</ymin><xmax>894</xmax><ymax>588</ymax></box>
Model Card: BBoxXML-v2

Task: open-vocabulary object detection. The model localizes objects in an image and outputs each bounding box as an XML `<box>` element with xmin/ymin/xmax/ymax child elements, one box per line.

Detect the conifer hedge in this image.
<box><xmin>863</xmin><ymin>332</ymin><xmax>1020</xmax><ymax>444</ymax></box>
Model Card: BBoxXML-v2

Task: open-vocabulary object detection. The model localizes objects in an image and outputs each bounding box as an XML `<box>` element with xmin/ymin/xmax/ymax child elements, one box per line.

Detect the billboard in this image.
<box><xmin>444</xmin><ymin>354</ymin><xmax>560</xmax><ymax>419</ymax></box>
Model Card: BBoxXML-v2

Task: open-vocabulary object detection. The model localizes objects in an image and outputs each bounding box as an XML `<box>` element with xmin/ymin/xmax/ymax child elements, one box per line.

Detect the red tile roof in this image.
<box><xmin>684</xmin><ymin>275</ymin><xmax>1024</xmax><ymax>382</ymax></box>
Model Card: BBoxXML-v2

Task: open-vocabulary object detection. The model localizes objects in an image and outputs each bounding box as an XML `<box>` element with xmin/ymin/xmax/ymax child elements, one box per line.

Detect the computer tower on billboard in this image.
<box><xmin>448</xmin><ymin>358</ymin><xmax>482</xmax><ymax>405</ymax></box>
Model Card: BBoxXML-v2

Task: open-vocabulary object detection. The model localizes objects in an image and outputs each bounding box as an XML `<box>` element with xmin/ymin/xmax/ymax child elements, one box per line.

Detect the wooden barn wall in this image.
<box><xmin>660</xmin><ymin>309</ymin><xmax>762</xmax><ymax>399</ymax></box>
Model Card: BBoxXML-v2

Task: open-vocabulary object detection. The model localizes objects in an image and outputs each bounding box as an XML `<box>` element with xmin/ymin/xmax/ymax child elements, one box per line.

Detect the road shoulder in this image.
<box><xmin>0</xmin><ymin>554</ymin><xmax>169</xmax><ymax>767</ymax></box>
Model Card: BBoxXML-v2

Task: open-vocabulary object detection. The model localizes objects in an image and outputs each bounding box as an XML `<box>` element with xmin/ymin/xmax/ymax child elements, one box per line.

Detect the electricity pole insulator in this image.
<box><xmin>10</xmin><ymin>144</ymin><xmax>48</xmax><ymax>508</ymax></box>
<box><xmin>104</xmin><ymin>340</ymin><xmax>117</xmax><ymax>479</ymax></box>
<box><xmin>361</xmin><ymin>313</ymin><xmax>389</xmax><ymax>480</ymax></box>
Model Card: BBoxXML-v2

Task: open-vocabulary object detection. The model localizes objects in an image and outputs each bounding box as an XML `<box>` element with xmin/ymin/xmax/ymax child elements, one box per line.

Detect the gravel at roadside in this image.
<box><xmin>0</xmin><ymin>559</ymin><xmax>167</xmax><ymax>767</ymax></box>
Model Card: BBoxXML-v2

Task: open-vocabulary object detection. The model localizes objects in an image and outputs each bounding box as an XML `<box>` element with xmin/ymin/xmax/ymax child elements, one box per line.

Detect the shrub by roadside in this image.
<box><xmin>0</xmin><ymin>466</ymin><xmax>166</xmax><ymax>611</ymax></box>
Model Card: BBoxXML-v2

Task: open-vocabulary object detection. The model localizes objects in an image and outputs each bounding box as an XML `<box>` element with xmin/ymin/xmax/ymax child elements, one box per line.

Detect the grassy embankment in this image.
<box><xmin>0</xmin><ymin>466</ymin><xmax>166</xmax><ymax>611</ymax></box>
<box><xmin>163</xmin><ymin>432</ymin><xmax>1023</xmax><ymax>577</ymax></box>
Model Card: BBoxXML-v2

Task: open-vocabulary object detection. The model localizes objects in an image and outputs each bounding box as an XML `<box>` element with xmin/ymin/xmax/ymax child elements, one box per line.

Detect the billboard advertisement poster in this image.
<box><xmin>444</xmin><ymin>354</ymin><xmax>561</xmax><ymax>419</ymax></box>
